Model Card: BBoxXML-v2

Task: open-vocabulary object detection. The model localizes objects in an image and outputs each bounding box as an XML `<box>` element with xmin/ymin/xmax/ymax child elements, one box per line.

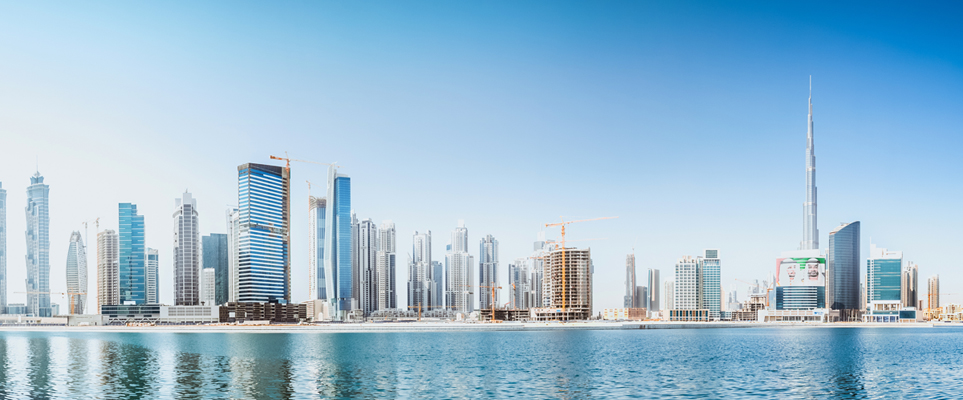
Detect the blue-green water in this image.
<box><xmin>0</xmin><ymin>327</ymin><xmax>960</xmax><ymax>399</ymax></box>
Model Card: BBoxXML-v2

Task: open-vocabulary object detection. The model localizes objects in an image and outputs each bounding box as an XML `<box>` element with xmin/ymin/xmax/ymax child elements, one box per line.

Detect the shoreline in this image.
<box><xmin>0</xmin><ymin>321</ymin><xmax>956</xmax><ymax>333</ymax></box>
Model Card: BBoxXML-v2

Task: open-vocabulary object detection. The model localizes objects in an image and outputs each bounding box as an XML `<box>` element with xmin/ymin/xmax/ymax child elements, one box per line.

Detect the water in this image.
<box><xmin>0</xmin><ymin>327</ymin><xmax>960</xmax><ymax>399</ymax></box>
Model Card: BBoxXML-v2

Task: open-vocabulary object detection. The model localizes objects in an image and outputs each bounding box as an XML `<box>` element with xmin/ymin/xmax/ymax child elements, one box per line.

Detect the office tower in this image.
<box><xmin>201</xmin><ymin>268</ymin><xmax>215</xmax><ymax>306</ymax></box>
<box><xmin>322</xmin><ymin>167</ymin><xmax>351</xmax><ymax>318</ymax></box>
<box><xmin>478</xmin><ymin>234</ymin><xmax>499</xmax><ymax>310</ymax></box>
<box><xmin>226</xmin><ymin>208</ymin><xmax>240</xmax><ymax>302</ymax></box>
<box><xmin>445</xmin><ymin>221</ymin><xmax>473</xmax><ymax>313</ymax></box>
<box><xmin>664</xmin><ymin>280</ymin><xmax>675</xmax><ymax>310</ymax></box>
<box><xmin>827</xmin><ymin>221</ymin><xmax>860</xmax><ymax>319</ymax></box>
<box><xmin>26</xmin><ymin>172</ymin><xmax>51</xmax><ymax>317</ymax></box>
<box><xmin>648</xmin><ymin>268</ymin><xmax>660</xmax><ymax>312</ymax></box>
<box><xmin>928</xmin><ymin>275</ymin><xmax>940</xmax><ymax>310</ymax></box>
<box><xmin>65</xmin><ymin>231</ymin><xmax>87</xmax><ymax>314</ymax></box>
<box><xmin>541</xmin><ymin>247</ymin><xmax>592</xmax><ymax>320</ymax></box>
<box><xmin>173</xmin><ymin>192</ymin><xmax>200</xmax><ymax>306</ymax></box>
<box><xmin>237</xmin><ymin>163</ymin><xmax>290</xmax><ymax>303</ymax></box>
<box><xmin>624</xmin><ymin>254</ymin><xmax>636</xmax><ymax>308</ymax></box>
<box><xmin>202</xmin><ymin>234</ymin><xmax>228</xmax><ymax>305</ymax></box>
<box><xmin>509</xmin><ymin>258</ymin><xmax>530</xmax><ymax>309</ymax></box>
<box><xmin>674</xmin><ymin>256</ymin><xmax>700</xmax><ymax>310</ymax></box>
<box><xmin>0</xmin><ymin>182</ymin><xmax>5</xmax><ymax>314</ymax></box>
<box><xmin>355</xmin><ymin>218</ymin><xmax>377</xmax><ymax>316</ymax></box>
<box><xmin>902</xmin><ymin>262</ymin><xmax>918</xmax><ymax>308</ymax></box>
<box><xmin>431</xmin><ymin>261</ymin><xmax>443</xmax><ymax>309</ymax></box>
<box><xmin>308</xmin><ymin>196</ymin><xmax>326</xmax><ymax>301</ymax></box>
<box><xmin>867</xmin><ymin>244</ymin><xmax>902</xmax><ymax>303</ymax></box>
<box><xmin>376</xmin><ymin>221</ymin><xmax>396</xmax><ymax>310</ymax></box>
<box><xmin>636</xmin><ymin>286</ymin><xmax>647</xmax><ymax>310</ymax></box>
<box><xmin>118</xmin><ymin>203</ymin><xmax>146</xmax><ymax>305</ymax></box>
<box><xmin>408</xmin><ymin>230</ymin><xmax>432</xmax><ymax>310</ymax></box>
<box><xmin>146</xmin><ymin>248</ymin><xmax>158</xmax><ymax>304</ymax></box>
<box><xmin>700</xmin><ymin>250</ymin><xmax>721</xmax><ymax>319</ymax></box>
<box><xmin>351</xmin><ymin>213</ymin><xmax>359</xmax><ymax>311</ymax></box>
<box><xmin>97</xmin><ymin>229</ymin><xmax>120</xmax><ymax>309</ymax></box>
<box><xmin>802</xmin><ymin>78</ymin><xmax>819</xmax><ymax>251</ymax></box>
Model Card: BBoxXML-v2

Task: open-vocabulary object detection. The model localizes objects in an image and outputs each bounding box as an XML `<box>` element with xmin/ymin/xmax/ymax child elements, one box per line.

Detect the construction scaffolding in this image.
<box><xmin>533</xmin><ymin>247</ymin><xmax>592</xmax><ymax>321</ymax></box>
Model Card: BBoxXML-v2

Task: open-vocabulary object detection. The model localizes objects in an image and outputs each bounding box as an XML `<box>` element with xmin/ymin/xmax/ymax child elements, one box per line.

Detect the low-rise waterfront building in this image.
<box><xmin>219</xmin><ymin>302</ymin><xmax>307</xmax><ymax>323</ymax></box>
<box><xmin>100</xmin><ymin>305</ymin><xmax>220</xmax><ymax>325</ymax></box>
<box><xmin>602</xmin><ymin>308</ymin><xmax>646</xmax><ymax>321</ymax></box>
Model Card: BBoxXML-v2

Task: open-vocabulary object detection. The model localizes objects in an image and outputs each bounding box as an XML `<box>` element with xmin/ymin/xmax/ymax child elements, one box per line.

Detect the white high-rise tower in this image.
<box><xmin>802</xmin><ymin>77</ymin><xmax>818</xmax><ymax>250</ymax></box>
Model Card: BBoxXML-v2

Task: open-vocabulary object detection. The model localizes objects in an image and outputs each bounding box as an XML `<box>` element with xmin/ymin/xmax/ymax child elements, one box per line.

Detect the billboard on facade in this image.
<box><xmin>776</xmin><ymin>256</ymin><xmax>826</xmax><ymax>287</ymax></box>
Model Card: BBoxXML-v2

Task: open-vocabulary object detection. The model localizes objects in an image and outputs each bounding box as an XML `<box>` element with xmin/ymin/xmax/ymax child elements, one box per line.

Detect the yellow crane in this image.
<box><xmin>15</xmin><ymin>291</ymin><xmax>88</xmax><ymax>315</ymax></box>
<box><xmin>406</xmin><ymin>303</ymin><xmax>460</xmax><ymax>322</ymax></box>
<box><xmin>269</xmin><ymin>152</ymin><xmax>340</xmax><ymax>173</ymax></box>
<box><xmin>479</xmin><ymin>284</ymin><xmax>503</xmax><ymax>323</ymax></box>
<box><xmin>544</xmin><ymin>217</ymin><xmax>617</xmax><ymax>313</ymax></box>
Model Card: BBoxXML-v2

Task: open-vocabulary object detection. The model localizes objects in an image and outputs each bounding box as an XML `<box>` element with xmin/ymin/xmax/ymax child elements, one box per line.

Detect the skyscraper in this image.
<box><xmin>119</xmin><ymin>203</ymin><xmax>146</xmax><ymax>305</ymax></box>
<box><xmin>867</xmin><ymin>244</ymin><xmax>902</xmax><ymax>303</ymax></box>
<box><xmin>237</xmin><ymin>163</ymin><xmax>290</xmax><ymax>303</ymax></box>
<box><xmin>26</xmin><ymin>172</ymin><xmax>51</xmax><ymax>317</ymax></box>
<box><xmin>624</xmin><ymin>254</ymin><xmax>636</xmax><ymax>308</ymax></box>
<box><xmin>509</xmin><ymin>258</ymin><xmax>530</xmax><ymax>309</ymax></box>
<box><xmin>700</xmin><ymin>250</ymin><xmax>721</xmax><ymax>319</ymax></box>
<box><xmin>173</xmin><ymin>191</ymin><xmax>200</xmax><ymax>306</ymax></box>
<box><xmin>202</xmin><ymin>233</ymin><xmax>229</xmax><ymax>305</ymax></box>
<box><xmin>308</xmin><ymin>196</ymin><xmax>326</xmax><ymax>301</ymax></box>
<box><xmin>928</xmin><ymin>275</ymin><xmax>940</xmax><ymax>311</ymax></box>
<box><xmin>802</xmin><ymin>78</ymin><xmax>819</xmax><ymax>251</ymax></box>
<box><xmin>146</xmin><ymin>248</ymin><xmax>159</xmax><ymax>304</ymax></box>
<box><xmin>478</xmin><ymin>234</ymin><xmax>498</xmax><ymax>310</ymax></box>
<box><xmin>664</xmin><ymin>280</ymin><xmax>675</xmax><ymax>311</ymax></box>
<box><xmin>674</xmin><ymin>256</ymin><xmax>700</xmax><ymax>310</ymax></box>
<box><xmin>902</xmin><ymin>262</ymin><xmax>918</xmax><ymax>309</ymax></box>
<box><xmin>355</xmin><ymin>218</ymin><xmax>378</xmax><ymax>316</ymax></box>
<box><xmin>323</xmin><ymin>167</ymin><xmax>351</xmax><ymax>318</ymax></box>
<box><xmin>431</xmin><ymin>261</ymin><xmax>443</xmax><ymax>309</ymax></box>
<box><xmin>0</xmin><ymin>182</ymin><xmax>6</xmax><ymax>314</ymax></box>
<box><xmin>445</xmin><ymin>221</ymin><xmax>473</xmax><ymax>313</ymax></box>
<box><xmin>827</xmin><ymin>221</ymin><xmax>860</xmax><ymax>319</ymax></box>
<box><xmin>648</xmin><ymin>268</ymin><xmax>660</xmax><ymax>312</ymax></box>
<box><xmin>97</xmin><ymin>229</ymin><xmax>119</xmax><ymax>309</ymax></box>
<box><xmin>65</xmin><ymin>231</ymin><xmax>87</xmax><ymax>314</ymax></box>
<box><xmin>226</xmin><ymin>208</ymin><xmax>240</xmax><ymax>302</ymax></box>
<box><xmin>408</xmin><ymin>230</ymin><xmax>432</xmax><ymax>310</ymax></box>
<box><xmin>376</xmin><ymin>221</ymin><xmax>396</xmax><ymax>310</ymax></box>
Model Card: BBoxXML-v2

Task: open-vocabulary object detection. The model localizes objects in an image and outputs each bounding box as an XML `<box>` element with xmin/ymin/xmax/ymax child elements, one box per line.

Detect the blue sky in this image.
<box><xmin>1</xmin><ymin>1</ymin><xmax>961</xmax><ymax>310</ymax></box>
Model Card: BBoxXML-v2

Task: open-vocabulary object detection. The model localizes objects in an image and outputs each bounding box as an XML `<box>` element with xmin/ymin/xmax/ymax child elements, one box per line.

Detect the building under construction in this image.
<box><xmin>533</xmin><ymin>247</ymin><xmax>592</xmax><ymax>321</ymax></box>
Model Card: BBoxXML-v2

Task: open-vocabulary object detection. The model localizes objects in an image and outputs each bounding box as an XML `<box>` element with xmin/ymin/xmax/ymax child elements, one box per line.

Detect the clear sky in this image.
<box><xmin>1</xmin><ymin>2</ymin><xmax>961</xmax><ymax>311</ymax></box>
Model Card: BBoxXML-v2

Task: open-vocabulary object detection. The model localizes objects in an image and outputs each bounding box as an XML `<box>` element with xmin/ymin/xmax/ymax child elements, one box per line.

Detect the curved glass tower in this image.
<box><xmin>237</xmin><ymin>163</ymin><xmax>290</xmax><ymax>303</ymax></box>
<box><xmin>66</xmin><ymin>231</ymin><xmax>88</xmax><ymax>314</ymax></box>
<box><xmin>827</xmin><ymin>221</ymin><xmax>860</xmax><ymax>319</ymax></box>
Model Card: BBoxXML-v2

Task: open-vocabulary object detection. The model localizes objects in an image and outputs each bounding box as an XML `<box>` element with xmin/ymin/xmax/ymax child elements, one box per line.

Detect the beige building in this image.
<box><xmin>97</xmin><ymin>229</ymin><xmax>119</xmax><ymax>311</ymax></box>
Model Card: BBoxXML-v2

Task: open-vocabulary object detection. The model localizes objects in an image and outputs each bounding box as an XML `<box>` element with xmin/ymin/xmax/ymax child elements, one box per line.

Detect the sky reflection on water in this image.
<box><xmin>0</xmin><ymin>328</ymin><xmax>960</xmax><ymax>399</ymax></box>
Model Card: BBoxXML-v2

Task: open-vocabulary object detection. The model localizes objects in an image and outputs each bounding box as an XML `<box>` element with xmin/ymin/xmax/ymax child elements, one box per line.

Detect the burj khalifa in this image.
<box><xmin>801</xmin><ymin>77</ymin><xmax>818</xmax><ymax>250</ymax></box>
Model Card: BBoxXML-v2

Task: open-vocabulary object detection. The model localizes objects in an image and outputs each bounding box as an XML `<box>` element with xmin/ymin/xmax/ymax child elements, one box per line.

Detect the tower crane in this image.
<box><xmin>269</xmin><ymin>152</ymin><xmax>340</xmax><ymax>173</ymax></box>
<box><xmin>479</xmin><ymin>284</ymin><xmax>503</xmax><ymax>323</ymax></box>
<box><xmin>544</xmin><ymin>217</ymin><xmax>617</xmax><ymax>314</ymax></box>
<box><xmin>15</xmin><ymin>291</ymin><xmax>88</xmax><ymax>316</ymax></box>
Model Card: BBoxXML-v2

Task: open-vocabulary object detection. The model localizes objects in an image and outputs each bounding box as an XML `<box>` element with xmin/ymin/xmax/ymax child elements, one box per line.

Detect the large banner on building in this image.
<box><xmin>776</xmin><ymin>257</ymin><xmax>826</xmax><ymax>286</ymax></box>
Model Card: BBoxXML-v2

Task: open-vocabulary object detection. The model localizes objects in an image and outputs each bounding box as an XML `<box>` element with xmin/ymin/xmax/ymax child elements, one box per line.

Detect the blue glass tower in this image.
<box><xmin>700</xmin><ymin>250</ymin><xmax>721</xmax><ymax>319</ymax></box>
<box><xmin>323</xmin><ymin>167</ymin><xmax>352</xmax><ymax>319</ymax></box>
<box><xmin>868</xmin><ymin>245</ymin><xmax>902</xmax><ymax>302</ymax></box>
<box><xmin>827</xmin><ymin>221</ymin><xmax>860</xmax><ymax>317</ymax></box>
<box><xmin>202</xmin><ymin>233</ymin><xmax>229</xmax><ymax>305</ymax></box>
<box><xmin>237</xmin><ymin>163</ymin><xmax>290</xmax><ymax>303</ymax></box>
<box><xmin>119</xmin><ymin>203</ymin><xmax>146</xmax><ymax>305</ymax></box>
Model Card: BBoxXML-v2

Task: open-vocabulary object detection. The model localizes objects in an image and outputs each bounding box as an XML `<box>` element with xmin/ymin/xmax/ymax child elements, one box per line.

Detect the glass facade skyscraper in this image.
<box><xmin>66</xmin><ymin>231</ymin><xmax>87</xmax><ymax>314</ymax></box>
<box><xmin>146</xmin><ymin>248</ymin><xmax>159</xmax><ymax>304</ymax></box>
<box><xmin>700</xmin><ymin>250</ymin><xmax>721</xmax><ymax>319</ymax></box>
<box><xmin>202</xmin><ymin>233</ymin><xmax>229</xmax><ymax>305</ymax></box>
<box><xmin>867</xmin><ymin>244</ymin><xmax>902</xmax><ymax>302</ymax></box>
<box><xmin>26</xmin><ymin>172</ymin><xmax>51</xmax><ymax>317</ymax></box>
<box><xmin>173</xmin><ymin>191</ymin><xmax>200</xmax><ymax>306</ymax></box>
<box><xmin>478</xmin><ymin>234</ymin><xmax>498</xmax><ymax>310</ymax></box>
<box><xmin>308</xmin><ymin>196</ymin><xmax>326</xmax><ymax>301</ymax></box>
<box><xmin>119</xmin><ymin>203</ymin><xmax>146</xmax><ymax>305</ymax></box>
<box><xmin>323</xmin><ymin>167</ymin><xmax>352</xmax><ymax>319</ymax></box>
<box><xmin>827</xmin><ymin>221</ymin><xmax>860</xmax><ymax>318</ymax></box>
<box><xmin>237</xmin><ymin>163</ymin><xmax>290</xmax><ymax>303</ymax></box>
<box><xmin>0</xmin><ymin>182</ymin><xmax>6</xmax><ymax>314</ymax></box>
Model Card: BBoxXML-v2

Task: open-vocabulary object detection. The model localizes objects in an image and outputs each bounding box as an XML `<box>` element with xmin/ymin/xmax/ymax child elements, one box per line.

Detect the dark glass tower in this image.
<box><xmin>119</xmin><ymin>203</ymin><xmax>146</xmax><ymax>304</ymax></box>
<box><xmin>827</xmin><ymin>221</ymin><xmax>860</xmax><ymax>319</ymax></box>
<box><xmin>203</xmin><ymin>233</ymin><xmax>229</xmax><ymax>305</ymax></box>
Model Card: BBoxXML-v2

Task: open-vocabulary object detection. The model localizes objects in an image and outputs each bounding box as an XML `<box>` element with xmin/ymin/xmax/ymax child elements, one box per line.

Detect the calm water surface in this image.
<box><xmin>0</xmin><ymin>327</ymin><xmax>960</xmax><ymax>399</ymax></box>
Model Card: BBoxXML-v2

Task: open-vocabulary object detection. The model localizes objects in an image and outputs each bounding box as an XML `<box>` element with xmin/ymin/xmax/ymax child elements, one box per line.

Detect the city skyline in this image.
<box><xmin>1</xmin><ymin>2</ymin><xmax>962</xmax><ymax>311</ymax></box>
